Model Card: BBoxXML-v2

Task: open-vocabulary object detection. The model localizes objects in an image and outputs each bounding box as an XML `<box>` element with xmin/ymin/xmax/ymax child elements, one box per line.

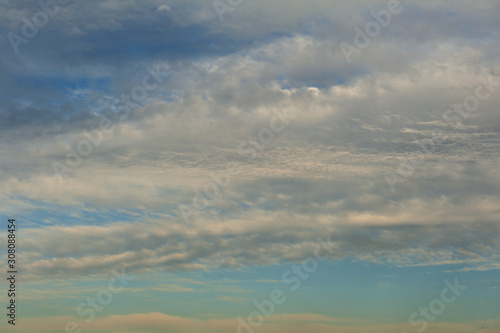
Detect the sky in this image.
<box><xmin>0</xmin><ymin>0</ymin><xmax>499</xmax><ymax>332</ymax></box>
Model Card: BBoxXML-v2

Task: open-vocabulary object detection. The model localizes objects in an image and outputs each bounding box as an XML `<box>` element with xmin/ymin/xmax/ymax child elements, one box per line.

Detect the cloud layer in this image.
<box><xmin>0</xmin><ymin>2</ymin><xmax>499</xmax><ymax>330</ymax></box>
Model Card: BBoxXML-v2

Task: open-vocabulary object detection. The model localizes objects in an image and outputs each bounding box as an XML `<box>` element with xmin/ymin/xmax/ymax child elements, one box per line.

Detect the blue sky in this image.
<box><xmin>0</xmin><ymin>0</ymin><xmax>499</xmax><ymax>332</ymax></box>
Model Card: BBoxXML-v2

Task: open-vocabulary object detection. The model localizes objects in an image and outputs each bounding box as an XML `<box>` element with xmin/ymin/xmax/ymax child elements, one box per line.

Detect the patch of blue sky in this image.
<box><xmin>9</xmin><ymin>259</ymin><xmax>500</xmax><ymax>321</ymax></box>
<box><xmin>19</xmin><ymin>275</ymin><xmax>141</xmax><ymax>318</ymax></box>
<box><xmin>177</xmin><ymin>260</ymin><xmax>500</xmax><ymax>320</ymax></box>
<box><xmin>1</xmin><ymin>198</ymin><xmax>155</xmax><ymax>228</ymax></box>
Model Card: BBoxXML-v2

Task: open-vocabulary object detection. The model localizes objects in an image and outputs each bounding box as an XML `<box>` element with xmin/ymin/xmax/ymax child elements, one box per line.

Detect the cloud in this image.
<box><xmin>3</xmin><ymin>312</ymin><xmax>499</xmax><ymax>333</ymax></box>
<box><xmin>0</xmin><ymin>0</ymin><xmax>499</xmax><ymax>299</ymax></box>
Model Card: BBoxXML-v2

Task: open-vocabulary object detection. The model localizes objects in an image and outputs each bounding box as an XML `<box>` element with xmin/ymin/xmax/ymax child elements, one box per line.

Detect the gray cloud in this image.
<box><xmin>0</xmin><ymin>0</ymin><xmax>499</xmax><ymax>281</ymax></box>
